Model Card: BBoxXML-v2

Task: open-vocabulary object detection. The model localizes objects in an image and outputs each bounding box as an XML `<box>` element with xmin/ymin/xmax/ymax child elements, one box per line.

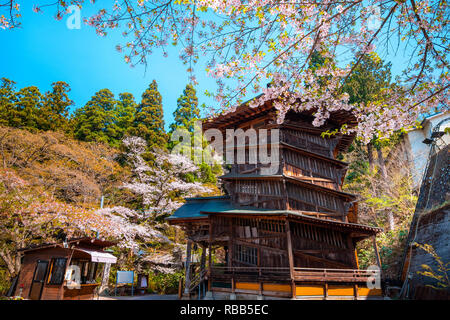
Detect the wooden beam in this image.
<box><xmin>184</xmin><ymin>240</ymin><xmax>193</xmax><ymax>294</ymax></box>
<box><xmin>229</xmin><ymin>217</ymin><xmax>234</xmax><ymax>268</ymax></box>
<box><xmin>372</xmin><ymin>236</ymin><xmax>382</xmax><ymax>269</ymax></box>
<box><xmin>200</xmin><ymin>245</ymin><xmax>206</xmax><ymax>272</ymax></box>
<box><xmin>285</xmin><ymin>219</ymin><xmax>296</xmax><ymax>299</ymax></box>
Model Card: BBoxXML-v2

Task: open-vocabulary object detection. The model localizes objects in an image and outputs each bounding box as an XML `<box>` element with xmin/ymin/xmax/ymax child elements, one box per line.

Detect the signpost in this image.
<box><xmin>115</xmin><ymin>271</ymin><xmax>135</xmax><ymax>297</ymax></box>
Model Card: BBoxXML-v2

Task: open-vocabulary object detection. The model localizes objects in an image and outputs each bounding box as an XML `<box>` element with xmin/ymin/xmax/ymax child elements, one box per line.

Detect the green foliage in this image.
<box><xmin>344</xmin><ymin>142</ymin><xmax>417</xmax><ymax>277</ymax></box>
<box><xmin>0</xmin><ymin>268</ymin><xmax>10</xmax><ymax>296</ymax></box>
<box><xmin>342</xmin><ymin>52</ymin><xmax>392</xmax><ymax>105</ymax></box>
<box><xmin>414</xmin><ymin>243</ymin><xmax>450</xmax><ymax>290</ymax></box>
<box><xmin>147</xmin><ymin>271</ymin><xmax>183</xmax><ymax>295</ymax></box>
<box><xmin>39</xmin><ymin>81</ymin><xmax>73</xmax><ymax>133</ymax></box>
<box><xmin>170</xmin><ymin>83</ymin><xmax>200</xmax><ymax>134</ymax></box>
<box><xmin>11</xmin><ymin>85</ymin><xmax>43</xmax><ymax>130</ymax></box>
<box><xmin>72</xmin><ymin>89</ymin><xmax>121</xmax><ymax>147</ymax></box>
<box><xmin>0</xmin><ymin>78</ymin><xmax>17</xmax><ymax>128</ymax></box>
<box><xmin>357</xmin><ymin>227</ymin><xmax>410</xmax><ymax>274</ymax></box>
<box><xmin>130</xmin><ymin>80</ymin><xmax>168</xmax><ymax>151</ymax></box>
<box><xmin>115</xmin><ymin>92</ymin><xmax>137</xmax><ymax>138</ymax></box>
<box><xmin>169</xmin><ymin>83</ymin><xmax>222</xmax><ymax>184</ymax></box>
<box><xmin>0</xmin><ymin>78</ymin><xmax>73</xmax><ymax>134</ymax></box>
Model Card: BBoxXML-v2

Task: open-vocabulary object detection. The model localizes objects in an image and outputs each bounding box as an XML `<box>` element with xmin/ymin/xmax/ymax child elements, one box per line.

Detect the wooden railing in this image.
<box><xmin>189</xmin><ymin>270</ymin><xmax>207</xmax><ymax>293</ymax></box>
<box><xmin>210</xmin><ymin>266</ymin><xmax>375</xmax><ymax>283</ymax></box>
<box><xmin>293</xmin><ymin>267</ymin><xmax>375</xmax><ymax>282</ymax></box>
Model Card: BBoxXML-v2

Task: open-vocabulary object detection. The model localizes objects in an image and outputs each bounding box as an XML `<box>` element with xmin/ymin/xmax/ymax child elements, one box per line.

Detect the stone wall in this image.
<box><xmin>403</xmin><ymin>145</ymin><xmax>450</xmax><ymax>299</ymax></box>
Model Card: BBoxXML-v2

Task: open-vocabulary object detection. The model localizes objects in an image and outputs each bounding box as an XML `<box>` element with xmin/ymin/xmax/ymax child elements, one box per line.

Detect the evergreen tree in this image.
<box><xmin>169</xmin><ymin>84</ymin><xmax>221</xmax><ymax>184</ymax></box>
<box><xmin>342</xmin><ymin>52</ymin><xmax>392</xmax><ymax>105</ymax></box>
<box><xmin>115</xmin><ymin>92</ymin><xmax>137</xmax><ymax>138</ymax></box>
<box><xmin>170</xmin><ymin>83</ymin><xmax>200</xmax><ymax>133</ymax></box>
<box><xmin>13</xmin><ymin>86</ymin><xmax>43</xmax><ymax>130</ymax></box>
<box><xmin>131</xmin><ymin>80</ymin><xmax>167</xmax><ymax>150</ymax></box>
<box><xmin>39</xmin><ymin>81</ymin><xmax>73</xmax><ymax>133</ymax></box>
<box><xmin>0</xmin><ymin>78</ymin><xmax>17</xmax><ymax>127</ymax></box>
<box><xmin>72</xmin><ymin>89</ymin><xmax>120</xmax><ymax>146</ymax></box>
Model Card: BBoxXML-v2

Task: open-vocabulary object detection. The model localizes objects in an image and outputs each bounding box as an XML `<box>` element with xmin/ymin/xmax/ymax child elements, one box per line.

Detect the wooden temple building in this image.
<box><xmin>169</xmin><ymin>99</ymin><xmax>384</xmax><ymax>300</ymax></box>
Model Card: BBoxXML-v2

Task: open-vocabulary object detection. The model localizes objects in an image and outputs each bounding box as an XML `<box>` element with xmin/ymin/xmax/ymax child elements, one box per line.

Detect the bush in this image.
<box><xmin>0</xmin><ymin>268</ymin><xmax>11</xmax><ymax>297</ymax></box>
<box><xmin>147</xmin><ymin>271</ymin><xmax>183</xmax><ymax>295</ymax></box>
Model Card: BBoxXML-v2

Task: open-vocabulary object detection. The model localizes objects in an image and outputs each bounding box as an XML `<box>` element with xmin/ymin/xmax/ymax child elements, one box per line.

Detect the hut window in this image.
<box><xmin>48</xmin><ymin>258</ymin><xmax>67</xmax><ymax>285</ymax></box>
<box><xmin>71</xmin><ymin>260</ymin><xmax>99</xmax><ymax>284</ymax></box>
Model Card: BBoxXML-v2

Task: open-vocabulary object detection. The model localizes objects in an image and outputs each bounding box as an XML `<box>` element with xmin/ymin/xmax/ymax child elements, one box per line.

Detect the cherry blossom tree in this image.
<box><xmin>0</xmin><ymin>169</ymin><xmax>164</xmax><ymax>278</ymax></box>
<box><xmin>99</xmin><ymin>136</ymin><xmax>210</xmax><ymax>272</ymax></box>
<box><xmin>122</xmin><ymin>136</ymin><xmax>210</xmax><ymax>218</ymax></box>
<box><xmin>2</xmin><ymin>1</ymin><xmax>448</xmax><ymax>140</ymax></box>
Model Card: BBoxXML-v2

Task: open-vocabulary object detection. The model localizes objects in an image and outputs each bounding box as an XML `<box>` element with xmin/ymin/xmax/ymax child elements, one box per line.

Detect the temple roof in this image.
<box><xmin>168</xmin><ymin>197</ymin><xmax>381</xmax><ymax>235</ymax></box>
<box><xmin>202</xmin><ymin>98</ymin><xmax>357</xmax><ymax>154</ymax></box>
<box><xmin>218</xmin><ymin>174</ymin><xmax>357</xmax><ymax>200</ymax></box>
<box><xmin>167</xmin><ymin>196</ymin><xmax>234</xmax><ymax>221</ymax></box>
<box><xmin>203</xmin><ymin>99</ymin><xmax>357</xmax><ymax>130</ymax></box>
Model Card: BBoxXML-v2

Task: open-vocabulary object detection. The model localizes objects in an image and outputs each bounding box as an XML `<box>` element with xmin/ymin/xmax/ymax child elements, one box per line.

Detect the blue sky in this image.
<box><xmin>1</xmin><ymin>2</ymin><xmax>412</xmax><ymax>131</ymax></box>
<box><xmin>0</xmin><ymin>2</ymin><xmax>218</xmax><ymax>131</ymax></box>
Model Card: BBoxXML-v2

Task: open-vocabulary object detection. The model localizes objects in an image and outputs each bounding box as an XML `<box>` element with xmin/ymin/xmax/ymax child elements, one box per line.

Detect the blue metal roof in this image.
<box><xmin>167</xmin><ymin>196</ymin><xmax>381</xmax><ymax>234</ymax></box>
<box><xmin>168</xmin><ymin>196</ymin><xmax>234</xmax><ymax>220</ymax></box>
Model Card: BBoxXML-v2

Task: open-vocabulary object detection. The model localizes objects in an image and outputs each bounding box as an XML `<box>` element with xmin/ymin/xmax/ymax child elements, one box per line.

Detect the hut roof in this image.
<box><xmin>18</xmin><ymin>237</ymin><xmax>117</xmax><ymax>253</ymax></box>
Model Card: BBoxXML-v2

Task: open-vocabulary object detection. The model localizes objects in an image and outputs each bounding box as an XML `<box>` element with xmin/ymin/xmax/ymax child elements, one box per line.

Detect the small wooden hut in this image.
<box><xmin>169</xmin><ymin>99</ymin><xmax>384</xmax><ymax>300</ymax></box>
<box><xmin>14</xmin><ymin>237</ymin><xmax>117</xmax><ymax>300</ymax></box>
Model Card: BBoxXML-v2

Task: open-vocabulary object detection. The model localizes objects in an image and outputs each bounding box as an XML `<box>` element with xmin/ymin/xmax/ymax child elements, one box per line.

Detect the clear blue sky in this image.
<box><xmin>0</xmin><ymin>3</ymin><xmax>218</xmax><ymax>131</ymax></box>
<box><xmin>0</xmin><ymin>3</ymin><xmax>411</xmax><ymax>131</ymax></box>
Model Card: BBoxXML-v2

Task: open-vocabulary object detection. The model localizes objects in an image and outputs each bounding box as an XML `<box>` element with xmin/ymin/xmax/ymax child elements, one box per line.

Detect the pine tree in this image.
<box><xmin>115</xmin><ymin>92</ymin><xmax>137</xmax><ymax>139</ymax></box>
<box><xmin>342</xmin><ymin>52</ymin><xmax>392</xmax><ymax>105</ymax></box>
<box><xmin>13</xmin><ymin>86</ymin><xmax>43</xmax><ymax>130</ymax></box>
<box><xmin>131</xmin><ymin>80</ymin><xmax>167</xmax><ymax>150</ymax></box>
<box><xmin>39</xmin><ymin>81</ymin><xmax>73</xmax><ymax>133</ymax></box>
<box><xmin>169</xmin><ymin>84</ymin><xmax>221</xmax><ymax>184</ymax></box>
<box><xmin>170</xmin><ymin>83</ymin><xmax>200</xmax><ymax>133</ymax></box>
<box><xmin>0</xmin><ymin>78</ymin><xmax>17</xmax><ymax>127</ymax></box>
<box><xmin>72</xmin><ymin>89</ymin><xmax>120</xmax><ymax>146</ymax></box>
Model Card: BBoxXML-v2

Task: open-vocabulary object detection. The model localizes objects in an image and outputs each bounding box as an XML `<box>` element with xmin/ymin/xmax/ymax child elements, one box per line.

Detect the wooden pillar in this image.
<box><xmin>178</xmin><ymin>278</ymin><xmax>183</xmax><ymax>299</ymax></box>
<box><xmin>372</xmin><ymin>236</ymin><xmax>382</xmax><ymax>269</ymax></box>
<box><xmin>207</xmin><ymin>218</ymin><xmax>213</xmax><ymax>292</ymax></box>
<box><xmin>231</xmin><ymin>277</ymin><xmax>235</xmax><ymax>294</ymax></box>
<box><xmin>347</xmin><ymin>236</ymin><xmax>358</xmax><ymax>268</ymax></box>
<box><xmin>200</xmin><ymin>245</ymin><xmax>206</xmax><ymax>272</ymax></box>
<box><xmin>229</xmin><ymin>217</ymin><xmax>233</xmax><ymax>268</ymax></box>
<box><xmin>184</xmin><ymin>240</ymin><xmax>193</xmax><ymax>294</ymax></box>
<box><xmin>285</xmin><ymin>219</ymin><xmax>296</xmax><ymax>299</ymax></box>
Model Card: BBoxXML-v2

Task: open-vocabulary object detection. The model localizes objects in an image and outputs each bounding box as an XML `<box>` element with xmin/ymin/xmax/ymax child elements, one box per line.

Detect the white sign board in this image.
<box><xmin>116</xmin><ymin>271</ymin><xmax>134</xmax><ymax>284</ymax></box>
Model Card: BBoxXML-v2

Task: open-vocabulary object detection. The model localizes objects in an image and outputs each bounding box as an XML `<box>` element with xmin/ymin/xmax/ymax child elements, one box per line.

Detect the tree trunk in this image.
<box><xmin>367</xmin><ymin>143</ymin><xmax>374</xmax><ymax>172</ymax></box>
<box><xmin>99</xmin><ymin>263</ymin><xmax>112</xmax><ymax>295</ymax></box>
<box><xmin>387</xmin><ymin>212</ymin><xmax>395</xmax><ymax>231</ymax></box>
<box><xmin>0</xmin><ymin>248</ymin><xmax>20</xmax><ymax>278</ymax></box>
<box><xmin>376</xmin><ymin>147</ymin><xmax>387</xmax><ymax>179</ymax></box>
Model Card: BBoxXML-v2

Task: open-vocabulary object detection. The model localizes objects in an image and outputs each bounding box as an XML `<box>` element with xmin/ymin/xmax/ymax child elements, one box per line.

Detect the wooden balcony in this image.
<box><xmin>206</xmin><ymin>266</ymin><xmax>382</xmax><ymax>299</ymax></box>
<box><xmin>209</xmin><ymin>266</ymin><xmax>376</xmax><ymax>283</ymax></box>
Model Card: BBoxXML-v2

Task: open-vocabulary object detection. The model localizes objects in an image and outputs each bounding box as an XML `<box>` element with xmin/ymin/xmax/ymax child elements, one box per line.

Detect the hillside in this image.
<box><xmin>0</xmin><ymin>126</ymin><xmax>130</xmax><ymax>207</ymax></box>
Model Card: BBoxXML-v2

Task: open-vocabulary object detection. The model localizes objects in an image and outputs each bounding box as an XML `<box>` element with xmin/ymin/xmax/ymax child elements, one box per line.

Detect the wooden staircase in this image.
<box><xmin>180</xmin><ymin>270</ymin><xmax>207</xmax><ymax>300</ymax></box>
